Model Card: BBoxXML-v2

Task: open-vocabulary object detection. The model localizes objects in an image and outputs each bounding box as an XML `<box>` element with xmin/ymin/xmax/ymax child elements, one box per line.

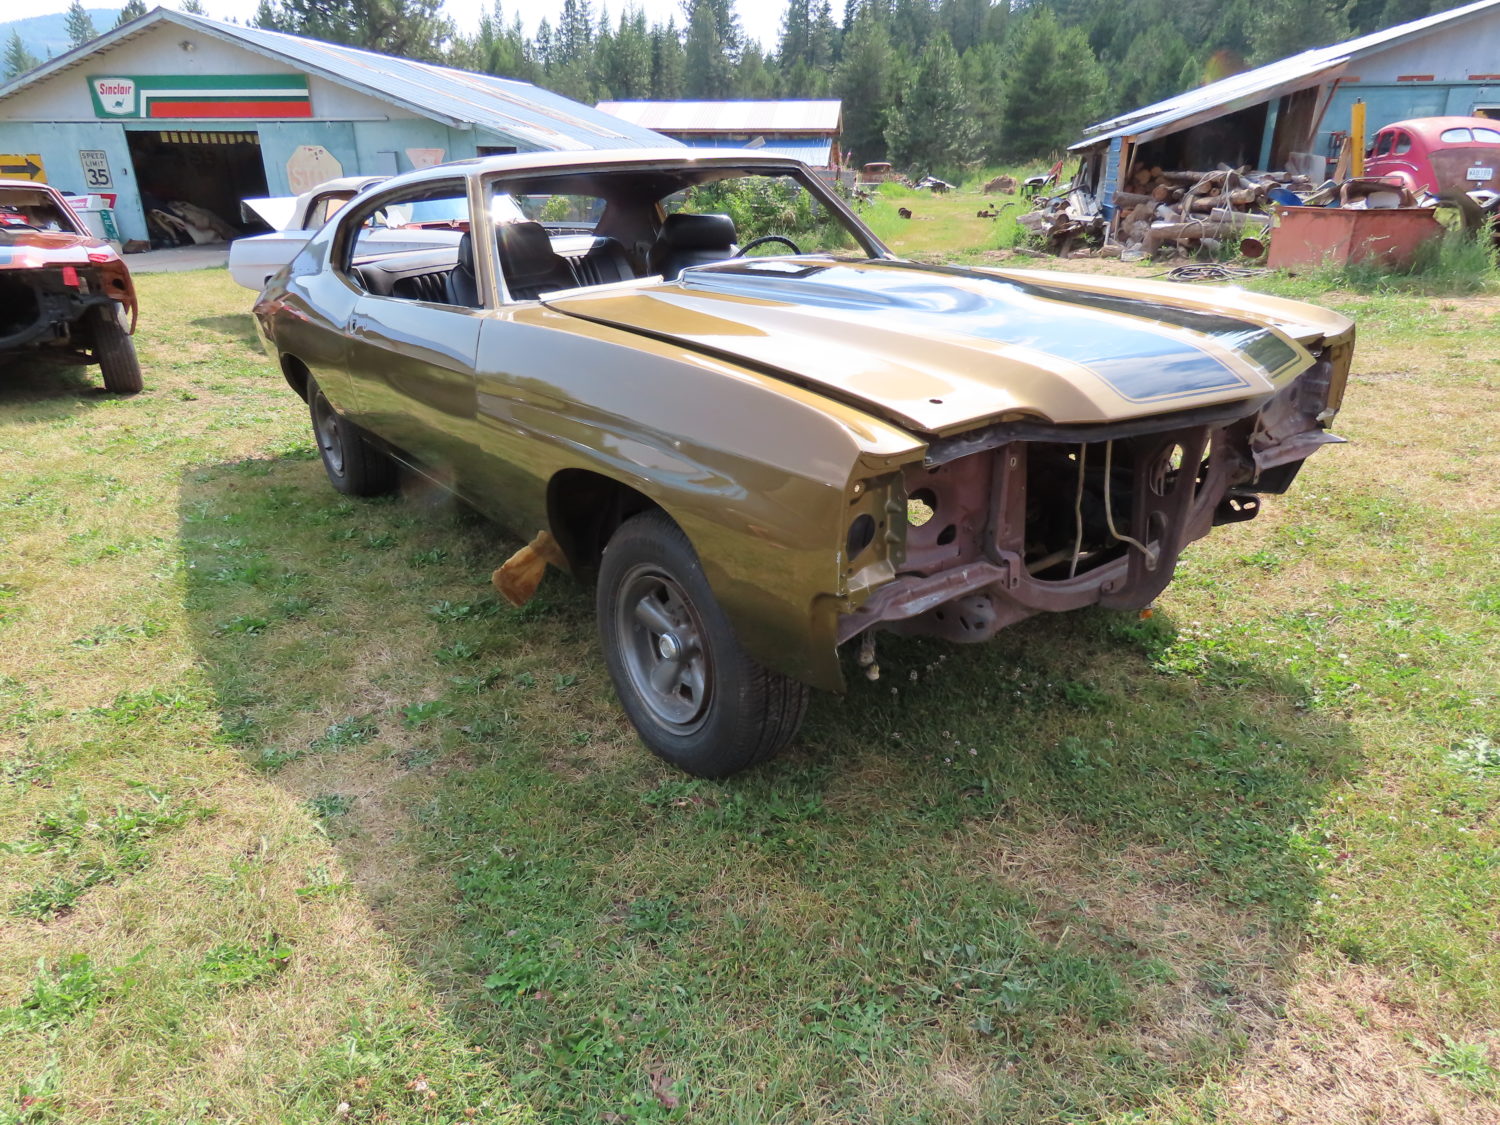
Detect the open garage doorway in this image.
<box><xmin>126</xmin><ymin>128</ymin><xmax>269</xmax><ymax>246</ymax></box>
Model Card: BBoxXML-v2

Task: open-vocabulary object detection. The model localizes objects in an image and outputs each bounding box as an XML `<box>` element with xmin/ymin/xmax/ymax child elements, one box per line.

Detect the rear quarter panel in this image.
<box><xmin>258</xmin><ymin>234</ymin><xmax>361</xmax><ymax>409</ymax></box>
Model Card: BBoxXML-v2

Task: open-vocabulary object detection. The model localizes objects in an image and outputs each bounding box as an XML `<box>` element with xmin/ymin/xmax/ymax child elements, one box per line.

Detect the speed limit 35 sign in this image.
<box><xmin>79</xmin><ymin>149</ymin><xmax>113</xmax><ymax>189</ymax></box>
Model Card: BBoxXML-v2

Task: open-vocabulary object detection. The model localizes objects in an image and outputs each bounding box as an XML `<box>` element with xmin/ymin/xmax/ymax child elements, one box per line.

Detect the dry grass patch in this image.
<box><xmin>1221</xmin><ymin>965</ymin><xmax>1500</xmax><ymax>1124</ymax></box>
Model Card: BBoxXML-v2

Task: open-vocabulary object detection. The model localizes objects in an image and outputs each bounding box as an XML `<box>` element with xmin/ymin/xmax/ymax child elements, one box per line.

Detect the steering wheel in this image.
<box><xmin>735</xmin><ymin>234</ymin><xmax>802</xmax><ymax>256</ymax></box>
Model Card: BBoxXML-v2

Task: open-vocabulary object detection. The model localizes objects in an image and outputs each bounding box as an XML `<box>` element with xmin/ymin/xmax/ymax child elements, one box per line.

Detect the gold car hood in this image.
<box><xmin>543</xmin><ymin>258</ymin><xmax>1316</xmax><ymax>437</ymax></box>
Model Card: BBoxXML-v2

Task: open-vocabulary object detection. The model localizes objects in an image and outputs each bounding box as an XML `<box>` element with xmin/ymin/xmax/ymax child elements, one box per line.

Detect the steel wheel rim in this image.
<box><xmin>616</xmin><ymin>563</ymin><xmax>712</xmax><ymax>731</ymax></box>
<box><xmin>312</xmin><ymin>392</ymin><xmax>345</xmax><ymax>477</ymax></box>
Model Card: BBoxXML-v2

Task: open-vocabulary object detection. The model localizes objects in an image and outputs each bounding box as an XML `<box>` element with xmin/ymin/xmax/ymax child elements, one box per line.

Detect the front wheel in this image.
<box><xmin>597</xmin><ymin>510</ymin><xmax>809</xmax><ymax>777</ymax></box>
<box><xmin>308</xmin><ymin>380</ymin><xmax>395</xmax><ymax>496</ymax></box>
<box><xmin>89</xmin><ymin>304</ymin><xmax>142</xmax><ymax>394</ymax></box>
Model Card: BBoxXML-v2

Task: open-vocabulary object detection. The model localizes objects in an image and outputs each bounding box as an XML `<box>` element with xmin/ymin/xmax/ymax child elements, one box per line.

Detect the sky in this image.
<box><xmin>33</xmin><ymin>1</ymin><xmax>789</xmax><ymax>46</ymax></box>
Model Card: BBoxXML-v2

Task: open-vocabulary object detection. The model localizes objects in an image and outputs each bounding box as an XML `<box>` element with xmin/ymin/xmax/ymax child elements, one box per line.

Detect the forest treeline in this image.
<box><xmin>9</xmin><ymin>0</ymin><xmax>1468</xmax><ymax>169</ymax></box>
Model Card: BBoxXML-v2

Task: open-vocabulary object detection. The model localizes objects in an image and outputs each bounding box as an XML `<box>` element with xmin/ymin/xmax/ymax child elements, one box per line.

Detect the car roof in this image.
<box><xmin>1378</xmin><ymin>116</ymin><xmax>1500</xmax><ymax>135</ymax></box>
<box><xmin>371</xmin><ymin>147</ymin><xmax>812</xmax><ymax>193</ymax></box>
<box><xmin>0</xmin><ymin>179</ymin><xmax>63</xmax><ymax>192</ymax></box>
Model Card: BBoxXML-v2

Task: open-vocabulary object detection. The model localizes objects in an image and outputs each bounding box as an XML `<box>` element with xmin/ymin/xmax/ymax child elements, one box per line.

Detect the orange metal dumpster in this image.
<box><xmin>1267</xmin><ymin>205</ymin><xmax>1443</xmax><ymax>270</ymax></box>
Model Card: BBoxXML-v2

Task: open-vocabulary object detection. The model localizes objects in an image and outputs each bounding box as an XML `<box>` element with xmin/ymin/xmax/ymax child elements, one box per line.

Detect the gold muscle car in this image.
<box><xmin>252</xmin><ymin>150</ymin><xmax>1354</xmax><ymax>777</ymax></box>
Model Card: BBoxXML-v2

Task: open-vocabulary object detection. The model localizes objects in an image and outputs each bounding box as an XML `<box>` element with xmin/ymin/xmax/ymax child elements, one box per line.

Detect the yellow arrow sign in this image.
<box><xmin>0</xmin><ymin>154</ymin><xmax>47</xmax><ymax>182</ymax></box>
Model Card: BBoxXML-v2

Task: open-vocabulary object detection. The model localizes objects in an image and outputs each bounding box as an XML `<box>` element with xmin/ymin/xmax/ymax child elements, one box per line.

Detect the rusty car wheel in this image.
<box><xmin>309</xmin><ymin>381</ymin><xmax>396</xmax><ymax>497</ymax></box>
<box><xmin>598</xmin><ymin>510</ymin><xmax>809</xmax><ymax>778</ymax></box>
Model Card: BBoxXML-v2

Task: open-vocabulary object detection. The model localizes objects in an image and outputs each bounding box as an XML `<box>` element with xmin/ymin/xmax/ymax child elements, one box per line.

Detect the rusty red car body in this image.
<box><xmin>0</xmin><ymin>179</ymin><xmax>142</xmax><ymax>393</ymax></box>
<box><xmin>1365</xmin><ymin>116</ymin><xmax>1500</xmax><ymax>196</ymax></box>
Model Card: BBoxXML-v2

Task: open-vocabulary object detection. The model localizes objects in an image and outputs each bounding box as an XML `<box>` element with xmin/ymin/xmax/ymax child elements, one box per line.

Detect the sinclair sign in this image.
<box><xmin>88</xmin><ymin>74</ymin><xmax>312</xmax><ymax>119</ymax></box>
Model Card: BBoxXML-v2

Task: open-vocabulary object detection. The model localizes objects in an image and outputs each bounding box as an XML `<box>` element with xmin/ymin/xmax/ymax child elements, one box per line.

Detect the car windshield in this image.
<box><xmin>0</xmin><ymin>188</ymin><xmax>80</xmax><ymax>236</ymax></box>
<box><xmin>660</xmin><ymin>172</ymin><xmax>861</xmax><ymax>257</ymax></box>
<box><xmin>339</xmin><ymin>162</ymin><xmax>881</xmax><ymax>308</ymax></box>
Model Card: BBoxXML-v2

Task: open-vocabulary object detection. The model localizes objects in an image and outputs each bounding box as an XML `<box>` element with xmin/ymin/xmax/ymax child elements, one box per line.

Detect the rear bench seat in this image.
<box><xmin>353</xmin><ymin>247</ymin><xmax>460</xmax><ymax>298</ymax></box>
<box><xmin>352</xmin><ymin>233</ymin><xmax>639</xmax><ymax>304</ymax></box>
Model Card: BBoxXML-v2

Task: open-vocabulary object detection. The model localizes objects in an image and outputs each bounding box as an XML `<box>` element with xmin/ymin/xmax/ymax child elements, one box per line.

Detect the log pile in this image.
<box><xmin>1017</xmin><ymin>188</ymin><xmax>1104</xmax><ymax>256</ymax></box>
<box><xmin>1111</xmin><ymin>164</ymin><xmax>1314</xmax><ymax>258</ymax></box>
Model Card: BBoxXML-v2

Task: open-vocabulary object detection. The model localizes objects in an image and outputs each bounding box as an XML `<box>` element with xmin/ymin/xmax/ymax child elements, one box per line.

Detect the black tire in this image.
<box><xmin>597</xmin><ymin>509</ymin><xmax>810</xmax><ymax>777</ymax></box>
<box><xmin>89</xmin><ymin>304</ymin><xmax>142</xmax><ymax>394</ymax></box>
<box><xmin>308</xmin><ymin>380</ymin><xmax>396</xmax><ymax>496</ymax></box>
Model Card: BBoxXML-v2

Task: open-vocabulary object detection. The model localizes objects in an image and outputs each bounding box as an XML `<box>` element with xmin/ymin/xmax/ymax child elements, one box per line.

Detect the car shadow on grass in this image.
<box><xmin>0</xmin><ymin>356</ymin><xmax>115</xmax><ymax>415</ymax></box>
<box><xmin>178</xmin><ymin>452</ymin><xmax>1361</xmax><ymax>1125</ymax></box>
<box><xmin>190</xmin><ymin>314</ymin><xmax>261</xmax><ymax>349</ymax></box>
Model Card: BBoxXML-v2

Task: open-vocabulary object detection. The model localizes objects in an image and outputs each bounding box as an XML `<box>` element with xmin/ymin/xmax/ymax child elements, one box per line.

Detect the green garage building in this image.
<box><xmin>0</xmin><ymin>7</ymin><xmax>671</xmax><ymax>244</ymax></box>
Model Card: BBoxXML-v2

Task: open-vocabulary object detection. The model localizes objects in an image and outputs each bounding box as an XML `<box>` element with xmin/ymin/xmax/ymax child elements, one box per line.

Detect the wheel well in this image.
<box><xmin>547</xmin><ymin>470</ymin><xmax>660</xmax><ymax>575</ymax></box>
<box><xmin>280</xmin><ymin>354</ymin><xmax>311</xmax><ymax>401</ymax></box>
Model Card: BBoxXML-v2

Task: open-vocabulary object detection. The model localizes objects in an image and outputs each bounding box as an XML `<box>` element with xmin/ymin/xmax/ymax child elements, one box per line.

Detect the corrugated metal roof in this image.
<box><xmin>1073</xmin><ymin>0</ymin><xmax>1500</xmax><ymax>149</ymax></box>
<box><xmin>677</xmin><ymin>135</ymin><xmax>834</xmax><ymax>166</ymax></box>
<box><xmin>596</xmin><ymin>100</ymin><xmax>842</xmax><ymax>134</ymax></box>
<box><xmin>0</xmin><ymin>8</ymin><xmax>675</xmax><ymax>152</ymax></box>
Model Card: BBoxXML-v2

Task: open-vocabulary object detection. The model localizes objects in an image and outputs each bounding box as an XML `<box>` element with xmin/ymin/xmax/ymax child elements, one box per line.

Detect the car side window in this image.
<box><xmin>334</xmin><ymin>181</ymin><xmax>477</xmax><ymax>308</ymax></box>
<box><xmin>1369</xmin><ymin>131</ymin><xmax>1390</xmax><ymax>157</ymax></box>
<box><xmin>1392</xmin><ymin>132</ymin><xmax>1413</xmax><ymax>155</ymax></box>
<box><xmin>306</xmin><ymin>193</ymin><xmax>353</xmax><ymax>229</ymax></box>
<box><xmin>489</xmin><ymin>184</ymin><xmax>633</xmax><ymax>301</ymax></box>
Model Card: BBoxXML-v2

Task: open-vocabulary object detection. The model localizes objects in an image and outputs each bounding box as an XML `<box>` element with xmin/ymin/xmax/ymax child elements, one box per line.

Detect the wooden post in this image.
<box><xmin>1351</xmin><ymin>99</ymin><xmax>1366</xmax><ymax>178</ymax></box>
<box><xmin>1258</xmin><ymin>96</ymin><xmax>1281</xmax><ymax>171</ymax></box>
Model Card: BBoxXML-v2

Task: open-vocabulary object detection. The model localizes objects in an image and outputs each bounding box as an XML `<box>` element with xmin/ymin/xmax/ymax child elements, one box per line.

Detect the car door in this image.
<box><xmin>1386</xmin><ymin>130</ymin><xmax>1426</xmax><ymax>190</ymax></box>
<box><xmin>462</xmin><ymin>184</ymin><xmax>619</xmax><ymax>536</ymax></box>
<box><xmin>338</xmin><ymin>178</ymin><xmax>484</xmax><ymax>483</ymax></box>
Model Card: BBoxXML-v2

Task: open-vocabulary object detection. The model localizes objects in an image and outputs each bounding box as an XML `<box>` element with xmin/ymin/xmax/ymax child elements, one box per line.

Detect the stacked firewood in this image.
<box><xmin>1016</xmin><ymin>188</ymin><xmax>1105</xmax><ymax>255</ymax></box>
<box><xmin>1112</xmin><ymin>165</ymin><xmax>1313</xmax><ymax>257</ymax></box>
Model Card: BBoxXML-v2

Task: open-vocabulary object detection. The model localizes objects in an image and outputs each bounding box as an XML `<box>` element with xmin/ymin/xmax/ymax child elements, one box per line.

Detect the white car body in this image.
<box><xmin>229</xmin><ymin>176</ymin><xmax>530</xmax><ymax>291</ymax></box>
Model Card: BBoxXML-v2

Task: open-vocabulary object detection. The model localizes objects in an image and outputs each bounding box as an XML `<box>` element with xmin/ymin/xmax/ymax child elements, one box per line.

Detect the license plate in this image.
<box><xmin>1468</xmin><ymin>166</ymin><xmax>1495</xmax><ymax>180</ymax></box>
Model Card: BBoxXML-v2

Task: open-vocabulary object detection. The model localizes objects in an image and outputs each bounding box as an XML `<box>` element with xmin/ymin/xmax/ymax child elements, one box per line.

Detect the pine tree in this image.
<box><xmin>683</xmin><ymin>0</ymin><xmax>739</xmax><ymax>98</ymax></box>
<box><xmin>809</xmin><ymin>0</ymin><xmax>838</xmax><ymax>68</ymax></box>
<box><xmin>940</xmin><ymin>0</ymin><xmax>998</xmax><ymax>55</ymax></box>
<box><xmin>1113</xmin><ymin>26</ymin><xmax>1193</xmax><ymax>112</ymax></box>
<box><xmin>116</xmin><ymin>0</ymin><xmax>148</xmax><ymax>27</ymax></box>
<box><xmin>1000</xmin><ymin>8</ymin><xmax>1106</xmax><ymax>159</ymax></box>
<box><xmin>252</xmin><ymin>1</ymin><xmax>288</xmax><ymax>30</ymax></box>
<box><xmin>960</xmin><ymin>39</ymin><xmax>1007</xmax><ymax>162</ymax></box>
<box><xmin>180</xmin><ymin>0</ymin><xmax>207</xmax><ymax>12</ymax></box>
<box><xmin>735</xmin><ymin>40</ymin><xmax>776</xmax><ymax>96</ymax></box>
<box><xmin>557</xmin><ymin>0</ymin><xmax>593</xmax><ymax>64</ymax></box>
<box><xmin>650</xmin><ymin>19</ymin><xmax>686</xmax><ymax>97</ymax></box>
<box><xmin>834</xmin><ymin>9</ymin><xmax>896</xmax><ymax>163</ymax></box>
<box><xmin>1249</xmin><ymin>0</ymin><xmax>1349</xmax><ymax>64</ymax></box>
<box><xmin>779</xmin><ymin>0</ymin><xmax>812</xmax><ymax>69</ymax></box>
<box><xmin>4</xmin><ymin>29</ymin><xmax>40</xmax><ymax>78</ymax></box>
<box><xmin>65</xmin><ymin>0</ymin><xmax>98</xmax><ymax>48</ymax></box>
<box><xmin>890</xmin><ymin>0</ymin><xmax>935</xmax><ymax>53</ymax></box>
<box><xmin>597</xmin><ymin>9</ymin><xmax>651</xmax><ymax>99</ymax></box>
<box><xmin>458</xmin><ymin>2</ymin><xmax>537</xmax><ymax>82</ymax></box>
<box><xmin>884</xmin><ymin>32</ymin><xmax>976</xmax><ymax>173</ymax></box>
<box><xmin>269</xmin><ymin>0</ymin><xmax>453</xmax><ymax>61</ymax></box>
<box><xmin>534</xmin><ymin>19</ymin><xmax>555</xmax><ymax>68</ymax></box>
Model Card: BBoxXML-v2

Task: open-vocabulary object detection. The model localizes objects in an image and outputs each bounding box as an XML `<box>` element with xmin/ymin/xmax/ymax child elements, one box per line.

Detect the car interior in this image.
<box><xmin>339</xmin><ymin>165</ymin><xmax>869</xmax><ymax>310</ymax></box>
<box><xmin>0</xmin><ymin>187</ymin><xmax>83</xmax><ymax>235</ymax></box>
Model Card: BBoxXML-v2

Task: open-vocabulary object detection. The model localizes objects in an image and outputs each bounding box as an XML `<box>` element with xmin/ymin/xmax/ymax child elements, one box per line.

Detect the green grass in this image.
<box><xmin>1256</xmin><ymin>228</ymin><xmax>1500</xmax><ymax>298</ymax></box>
<box><xmin>855</xmin><ymin>178</ymin><xmax>1029</xmax><ymax>260</ymax></box>
<box><xmin>1</xmin><ymin>262</ymin><xmax>1498</xmax><ymax>1122</ymax></box>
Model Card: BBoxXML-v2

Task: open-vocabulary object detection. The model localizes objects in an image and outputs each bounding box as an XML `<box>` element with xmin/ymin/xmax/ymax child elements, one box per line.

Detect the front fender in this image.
<box><xmin>472</xmin><ymin>309</ymin><xmax>925</xmax><ymax>691</ymax></box>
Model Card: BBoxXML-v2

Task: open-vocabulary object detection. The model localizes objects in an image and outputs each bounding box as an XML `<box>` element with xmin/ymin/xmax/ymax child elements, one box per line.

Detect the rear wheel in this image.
<box><xmin>597</xmin><ymin>509</ymin><xmax>809</xmax><ymax>777</ymax></box>
<box><xmin>308</xmin><ymin>380</ymin><xmax>395</xmax><ymax>496</ymax></box>
<box><xmin>88</xmin><ymin>304</ymin><xmax>142</xmax><ymax>394</ymax></box>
